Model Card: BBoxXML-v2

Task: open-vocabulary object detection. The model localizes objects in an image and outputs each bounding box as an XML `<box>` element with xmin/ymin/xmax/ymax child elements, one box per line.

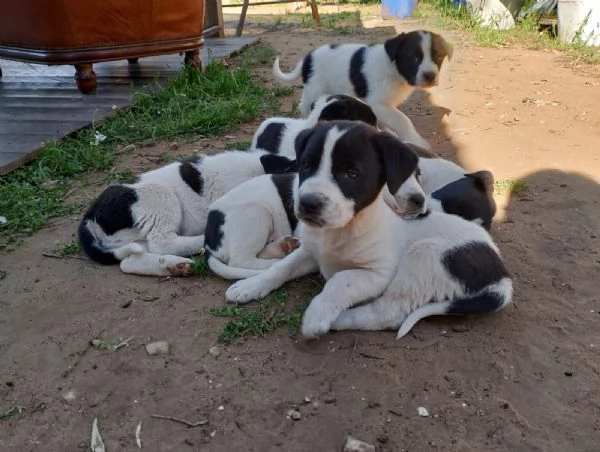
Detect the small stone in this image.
<box><xmin>287</xmin><ymin>409</ymin><xmax>301</xmax><ymax>420</ymax></box>
<box><xmin>323</xmin><ymin>394</ymin><xmax>337</xmax><ymax>404</ymax></box>
<box><xmin>208</xmin><ymin>346</ymin><xmax>221</xmax><ymax>358</ymax></box>
<box><xmin>304</xmin><ymin>396</ymin><xmax>311</xmax><ymax>403</ymax></box>
<box><xmin>142</xmin><ymin>295</ymin><xmax>159</xmax><ymax>302</ymax></box>
<box><xmin>417</xmin><ymin>407</ymin><xmax>429</xmax><ymax>417</ymax></box>
<box><xmin>120</xmin><ymin>299</ymin><xmax>132</xmax><ymax>309</ymax></box>
<box><xmin>376</xmin><ymin>435</ymin><xmax>389</xmax><ymax>444</ymax></box>
<box><xmin>218</xmin><ymin>405</ymin><xmax>224</xmax><ymax>411</ymax></box>
<box><xmin>429</xmin><ymin>440</ymin><xmax>437</xmax><ymax>447</ymax></box>
<box><xmin>502</xmin><ymin>402</ymin><xmax>509</xmax><ymax>409</ymax></box>
<box><xmin>343</xmin><ymin>435</ymin><xmax>376</xmax><ymax>452</ymax></box>
<box><xmin>61</xmin><ymin>389</ymin><xmax>77</xmax><ymax>402</ymax></box>
<box><xmin>184</xmin><ymin>438</ymin><xmax>194</xmax><ymax>446</ymax></box>
<box><xmin>169</xmin><ymin>142</ymin><xmax>180</xmax><ymax>150</ymax></box>
<box><xmin>145</xmin><ymin>341</ymin><xmax>170</xmax><ymax>356</ymax></box>
<box><xmin>564</xmin><ymin>371</ymin><xmax>574</xmax><ymax>377</ymax></box>
<box><xmin>451</xmin><ymin>324</ymin><xmax>469</xmax><ymax>333</ymax></box>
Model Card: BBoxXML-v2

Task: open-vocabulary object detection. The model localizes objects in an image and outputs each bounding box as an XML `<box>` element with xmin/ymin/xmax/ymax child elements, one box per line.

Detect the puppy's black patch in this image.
<box><xmin>431</xmin><ymin>176</ymin><xmax>496</xmax><ymax>230</ymax></box>
<box><xmin>302</xmin><ymin>51</ymin><xmax>314</xmax><ymax>83</ymax></box>
<box><xmin>204</xmin><ymin>209</ymin><xmax>226</xmax><ymax>251</ymax></box>
<box><xmin>349</xmin><ymin>47</ymin><xmax>369</xmax><ymax>98</ymax></box>
<box><xmin>442</xmin><ymin>241</ymin><xmax>509</xmax><ymax>294</ymax></box>
<box><xmin>256</xmin><ymin>122</ymin><xmax>286</xmax><ymax>153</ymax></box>
<box><xmin>179</xmin><ymin>161</ymin><xmax>204</xmax><ymax>194</ymax></box>
<box><xmin>330</xmin><ymin>44</ymin><xmax>340</xmax><ymax>49</ymax></box>
<box><xmin>446</xmin><ymin>291</ymin><xmax>505</xmax><ymax>315</ymax></box>
<box><xmin>384</xmin><ymin>31</ymin><xmax>424</xmax><ymax>86</ymax></box>
<box><xmin>79</xmin><ymin>185</ymin><xmax>138</xmax><ymax>264</ymax></box>
<box><xmin>271</xmin><ymin>173</ymin><xmax>299</xmax><ymax>231</ymax></box>
<box><xmin>318</xmin><ymin>95</ymin><xmax>377</xmax><ymax>126</ymax></box>
<box><xmin>260</xmin><ymin>154</ymin><xmax>297</xmax><ymax>174</ymax></box>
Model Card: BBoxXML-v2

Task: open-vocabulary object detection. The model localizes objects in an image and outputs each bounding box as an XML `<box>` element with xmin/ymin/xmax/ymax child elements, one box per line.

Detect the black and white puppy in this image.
<box><xmin>78</xmin><ymin>150</ymin><xmax>295</xmax><ymax>276</ymax></box>
<box><xmin>225</xmin><ymin>121</ymin><xmax>512</xmax><ymax>338</ymax></box>
<box><xmin>204</xmin><ymin>168</ymin><xmax>425</xmax><ymax>280</ymax></box>
<box><xmin>273</xmin><ymin>30</ymin><xmax>452</xmax><ymax>150</ymax></box>
<box><xmin>405</xmin><ymin>145</ymin><xmax>497</xmax><ymax>230</ymax></box>
<box><xmin>252</xmin><ymin>94</ymin><xmax>378</xmax><ymax>154</ymax></box>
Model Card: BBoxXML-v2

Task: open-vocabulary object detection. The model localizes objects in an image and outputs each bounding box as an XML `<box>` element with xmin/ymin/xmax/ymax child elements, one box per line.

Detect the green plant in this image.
<box><xmin>190</xmin><ymin>250</ymin><xmax>212</xmax><ymax>277</ymax></box>
<box><xmin>54</xmin><ymin>239</ymin><xmax>81</xmax><ymax>257</ymax></box>
<box><xmin>494</xmin><ymin>179</ymin><xmax>528</xmax><ymax>196</ymax></box>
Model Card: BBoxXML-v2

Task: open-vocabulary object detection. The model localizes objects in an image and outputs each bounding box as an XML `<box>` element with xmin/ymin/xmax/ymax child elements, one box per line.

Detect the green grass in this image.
<box><xmin>415</xmin><ymin>0</ymin><xmax>600</xmax><ymax>64</ymax></box>
<box><xmin>229</xmin><ymin>140</ymin><xmax>252</xmax><ymax>150</ymax></box>
<box><xmin>210</xmin><ymin>278</ymin><xmax>324</xmax><ymax>344</ymax></box>
<box><xmin>0</xmin><ymin>43</ymin><xmax>287</xmax><ymax>251</ymax></box>
<box><xmin>190</xmin><ymin>250</ymin><xmax>212</xmax><ymax>277</ymax></box>
<box><xmin>53</xmin><ymin>239</ymin><xmax>81</xmax><ymax>257</ymax></box>
<box><xmin>494</xmin><ymin>179</ymin><xmax>528</xmax><ymax>196</ymax></box>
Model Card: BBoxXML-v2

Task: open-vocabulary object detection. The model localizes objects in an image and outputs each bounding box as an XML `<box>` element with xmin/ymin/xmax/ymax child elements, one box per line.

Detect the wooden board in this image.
<box><xmin>0</xmin><ymin>36</ymin><xmax>257</xmax><ymax>175</ymax></box>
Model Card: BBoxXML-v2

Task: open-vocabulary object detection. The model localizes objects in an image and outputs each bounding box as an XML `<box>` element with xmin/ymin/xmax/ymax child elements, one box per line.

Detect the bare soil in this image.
<box><xmin>2</xmin><ymin>10</ymin><xmax>600</xmax><ymax>452</ymax></box>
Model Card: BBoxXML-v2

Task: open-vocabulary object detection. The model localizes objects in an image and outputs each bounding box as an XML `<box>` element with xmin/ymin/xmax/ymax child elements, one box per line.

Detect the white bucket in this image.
<box><xmin>468</xmin><ymin>0</ymin><xmax>524</xmax><ymax>30</ymax></box>
<box><xmin>558</xmin><ymin>0</ymin><xmax>600</xmax><ymax>46</ymax></box>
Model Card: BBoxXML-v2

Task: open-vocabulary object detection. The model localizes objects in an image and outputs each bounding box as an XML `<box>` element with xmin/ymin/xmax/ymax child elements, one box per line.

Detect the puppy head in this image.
<box><xmin>293</xmin><ymin>121</ymin><xmax>419</xmax><ymax>229</ymax></box>
<box><xmin>309</xmin><ymin>94</ymin><xmax>378</xmax><ymax>127</ymax></box>
<box><xmin>384</xmin><ymin>30</ymin><xmax>452</xmax><ymax>88</ymax></box>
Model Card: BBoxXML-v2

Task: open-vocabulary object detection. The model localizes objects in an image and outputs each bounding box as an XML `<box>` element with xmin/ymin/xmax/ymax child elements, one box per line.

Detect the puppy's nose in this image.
<box><xmin>423</xmin><ymin>71</ymin><xmax>437</xmax><ymax>83</ymax></box>
<box><xmin>299</xmin><ymin>194</ymin><xmax>324</xmax><ymax>214</ymax></box>
<box><xmin>409</xmin><ymin>193</ymin><xmax>425</xmax><ymax>209</ymax></box>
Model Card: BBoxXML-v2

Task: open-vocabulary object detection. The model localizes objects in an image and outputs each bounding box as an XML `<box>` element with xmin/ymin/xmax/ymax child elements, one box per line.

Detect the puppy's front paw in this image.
<box><xmin>279</xmin><ymin>235</ymin><xmax>300</xmax><ymax>255</ymax></box>
<box><xmin>225</xmin><ymin>278</ymin><xmax>269</xmax><ymax>304</ymax></box>
<box><xmin>301</xmin><ymin>298</ymin><xmax>333</xmax><ymax>338</ymax></box>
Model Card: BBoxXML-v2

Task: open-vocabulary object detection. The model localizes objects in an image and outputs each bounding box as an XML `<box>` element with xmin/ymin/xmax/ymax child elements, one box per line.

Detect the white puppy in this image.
<box><xmin>225</xmin><ymin>121</ymin><xmax>512</xmax><ymax>338</ymax></box>
<box><xmin>273</xmin><ymin>30</ymin><xmax>452</xmax><ymax>150</ymax></box>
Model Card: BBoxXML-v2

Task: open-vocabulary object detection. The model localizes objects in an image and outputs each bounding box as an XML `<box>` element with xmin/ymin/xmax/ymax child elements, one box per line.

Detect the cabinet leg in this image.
<box><xmin>74</xmin><ymin>63</ymin><xmax>97</xmax><ymax>94</ymax></box>
<box><xmin>127</xmin><ymin>58</ymin><xmax>139</xmax><ymax>64</ymax></box>
<box><xmin>184</xmin><ymin>49</ymin><xmax>202</xmax><ymax>71</ymax></box>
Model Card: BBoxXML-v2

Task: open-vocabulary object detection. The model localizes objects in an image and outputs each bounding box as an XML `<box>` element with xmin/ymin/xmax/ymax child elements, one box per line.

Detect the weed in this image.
<box><xmin>210</xmin><ymin>288</ymin><xmax>310</xmax><ymax>344</ymax></box>
<box><xmin>494</xmin><ymin>179</ymin><xmax>528</xmax><ymax>196</ymax></box>
<box><xmin>273</xmin><ymin>86</ymin><xmax>296</xmax><ymax>97</ymax></box>
<box><xmin>1</xmin><ymin>43</ymin><xmax>288</xmax><ymax>251</ymax></box>
<box><xmin>0</xmin><ymin>405</ymin><xmax>23</xmax><ymax>420</ymax></box>
<box><xmin>229</xmin><ymin>140</ymin><xmax>252</xmax><ymax>150</ymax></box>
<box><xmin>236</xmin><ymin>43</ymin><xmax>276</xmax><ymax>67</ymax></box>
<box><xmin>161</xmin><ymin>153</ymin><xmax>184</xmax><ymax>164</ymax></box>
<box><xmin>54</xmin><ymin>239</ymin><xmax>81</xmax><ymax>257</ymax></box>
<box><xmin>90</xmin><ymin>337</ymin><xmax>133</xmax><ymax>352</ymax></box>
<box><xmin>190</xmin><ymin>250</ymin><xmax>212</xmax><ymax>277</ymax></box>
<box><xmin>101</xmin><ymin>170</ymin><xmax>135</xmax><ymax>184</ymax></box>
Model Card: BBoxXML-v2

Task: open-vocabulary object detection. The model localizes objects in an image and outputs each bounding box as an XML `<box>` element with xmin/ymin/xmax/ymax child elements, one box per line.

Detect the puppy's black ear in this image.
<box><xmin>467</xmin><ymin>170</ymin><xmax>495</xmax><ymax>194</ymax></box>
<box><xmin>260</xmin><ymin>154</ymin><xmax>297</xmax><ymax>174</ymax></box>
<box><xmin>318</xmin><ymin>103</ymin><xmax>352</xmax><ymax>122</ymax></box>
<box><xmin>383</xmin><ymin>32</ymin><xmax>408</xmax><ymax>61</ymax></box>
<box><xmin>371</xmin><ymin>132</ymin><xmax>419</xmax><ymax>195</ymax></box>
<box><xmin>403</xmin><ymin>142</ymin><xmax>439</xmax><ymax>159</ymax></box>
<box><xmin>319</xmin><ymin>100</ymin><xmax>378</xmax><ymax>127</ymax></box>
<box><xmin>431</xmin><ymin>33</ymin><xmax>453</xmax><ymax>62</ymax></box>
<box><xmin>294</xmin><ymin>128</ymin><xmax>315</xmax><ymax>160</ymax></box>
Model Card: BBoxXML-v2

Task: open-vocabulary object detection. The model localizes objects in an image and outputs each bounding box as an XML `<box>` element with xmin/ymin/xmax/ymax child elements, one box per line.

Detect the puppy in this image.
<box><xmin>273</xmin><ymin>30</ymin><xmax>452</xmax><ymax>150</ymax></box>
<box><xmin>416</xmin><ymin>148</ymin><xmax>496</xmax><ymax>230</ymax></box>
<box><xmin>78</xmin><ymin>150</ymin><xmax>294</xmax><ymax>276</ymax></box>
<box><xmin>224</xmin><ymin>121</ymin><xmax>512</xmax><ymax>338</ymax></box>
<box><xmin>204</xmin><ymin>168</ymin><xmax>425</xmax><ymax>280</ymax></box>
<box><xmin>251</xmin><ymin>94</ymin><xmax>377</xmax><ymax>154</ymax></box>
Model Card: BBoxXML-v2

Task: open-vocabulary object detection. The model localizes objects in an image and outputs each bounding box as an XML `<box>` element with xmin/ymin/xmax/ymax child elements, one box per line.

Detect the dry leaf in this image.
<box><xmin>135</xmin><ymin>420</ymin><xmax>142</xmax><ymax>448</ymax></box>
<box><xmin>91</xmin><ymin>417</ymin><xmax>106</xmax><ymax>452</ymax></box>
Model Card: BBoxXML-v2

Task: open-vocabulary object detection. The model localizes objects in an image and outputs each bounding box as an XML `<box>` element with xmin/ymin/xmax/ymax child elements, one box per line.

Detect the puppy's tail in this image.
<box><xmin>207</xmin><ymin>255</ymin><xmax>266</xmax><ymax>280</ymax></box>
<box><xmin>78</xmin><ymin>220</ymin><xmax>144</xmax><ymax>265</ymax></box>
<box><xmin>396</xmin><ymin>278</ymin><xmax>513</xmax><ymax>339</ymax></box>
<box><xmin>272</xmin><ymin>56</ymin><xmax>303</xmax><ymax>83</ymax></box>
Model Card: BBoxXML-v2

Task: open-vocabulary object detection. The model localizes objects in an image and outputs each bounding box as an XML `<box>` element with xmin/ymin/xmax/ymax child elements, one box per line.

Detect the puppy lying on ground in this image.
<box><xmin>225</xmin><ymin>121</ymin><xmax>512</xmax><ymax>338</ymax></box>
<box><xmin>273</xmin><ymin>30</ymin><xmax>452</xmax><ymax>150</ymax></box>
<box><xmin>251</xmin><ymin>94</ymin><xmax>377</xmax><ymax>154</ymax></box>
<box><xmin>412</xmin><ymin>146</ymin><xmax>496</xmax><ymax>230</ymax></box>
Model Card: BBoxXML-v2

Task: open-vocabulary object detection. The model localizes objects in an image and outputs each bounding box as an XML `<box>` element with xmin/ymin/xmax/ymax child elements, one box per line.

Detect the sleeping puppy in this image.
<box><xmin>224</xmin><ymin>121</ymin><xmax>512</xmax><ymax>338</ymax></box>
<box><xmin>251</xmin><ymin>94</ymin><xmax>377</xmax><ymax>154</ymax></box>
<box><xmin>78</xmin><ymin>150</ymin><xmax>295</xmax><ymax>276</ymax></box>
<box><xmin>416</xmin><ymin>148</ymin><xmax>496</xmax><ymax>230</ymax></box>
<box><xmin>204</xmin><ymin>168</ymin><xmax>425</xmax><ymax>280</ymax></box>
<box><xmin>273</xmin><ymin>30</ymin><xmax>452</xmax><ymax>150</ymax></box>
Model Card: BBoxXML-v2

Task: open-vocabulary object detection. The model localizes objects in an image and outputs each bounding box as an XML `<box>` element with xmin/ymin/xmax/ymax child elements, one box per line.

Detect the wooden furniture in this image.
<box><xmin>0</xmin><ymin>0</ymin><xmax>206</xmax><ymax>93</ymax></box>
<box><xmin>223</xmin><ymin>0</ymin><xmax>321</xmax><ymax>37</ymax></box>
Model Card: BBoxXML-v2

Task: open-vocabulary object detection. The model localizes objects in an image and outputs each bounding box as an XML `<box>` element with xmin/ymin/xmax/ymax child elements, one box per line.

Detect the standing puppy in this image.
<box><xmin>273</xmin><ymin>30</ymin><xmax>452</xmax><ymax>150</ymax></box>
<box><xmin>225</xmin><ymin>121</ymin><xmax>512</xmax><ymax>338</ymax></box>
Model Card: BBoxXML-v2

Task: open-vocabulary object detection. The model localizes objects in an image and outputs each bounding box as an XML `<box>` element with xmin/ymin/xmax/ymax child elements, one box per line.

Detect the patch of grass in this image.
<box><xmin>101</xmin><ymin>170</ymin><xmax>135</xmax><ymax>184</ymax></box>
<box><xmin>54</xmin><ymin>239</ymin><xmax>81</xmax><ymax>257</ymax></box>
<box><xmin>161</xmin><ymin>153</ymin><xmax>184</xmax><ymax>164</ymax></box>
<box><xmin>229</xmin><ymin>140</ymin><xmax>252</xmax><ymax>150</ymax></box>
<box><xmin>273</xmin><ymin>85</ymin><xmax>296</xmax><ymax>97</ymax></box>
<box><xmin>90</xmin><ymin>337</ymin><xmax>133</xmax><ymax>352</ymax></box>
<box><xmin>494</xmin><ymin>179</ymin><xmax>528</xmax><ymax>196</ymax></box>
<box><xmin>190</xmin><ymin>250</ymin><xmax>212</xmax><ymax>277</ymax></box>
<box><xmin>415</xmin><ymin>0</ymin><xmax>600</xmax><ymax>64</ymax></box>
<box><xmin>210</xmin><ymin>287</ymin><xmax>312</xmax><ymax>344</ymax></box>
<box><xmin>1</xmin><ymin>43</ymin><xmax>288</xmax><ymax>251</ymax></box>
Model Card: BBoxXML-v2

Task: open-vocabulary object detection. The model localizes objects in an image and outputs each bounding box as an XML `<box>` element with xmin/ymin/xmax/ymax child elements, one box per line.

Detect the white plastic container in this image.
<box><xmin>558</xmin><ymin>0</ymin><xmax>600</xmax><ymax>46</ymax></box>
<box><xmin>467</xmin><ymin>0</ymin><xmax>524</xmax><ymax>30</ymax></box>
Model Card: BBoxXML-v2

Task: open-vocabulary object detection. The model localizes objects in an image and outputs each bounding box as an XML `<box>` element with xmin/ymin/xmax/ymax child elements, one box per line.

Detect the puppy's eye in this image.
<box><xmin>302</xmin><ymin>161</ymin><xmax>313</xmax><ymax>170</ymax></box>
<box><xmin>413</xmin><ymin>55</ymin><xmax>420</xmax><ymax>63</ymax></box>
<box><xmin>345</xmin><ymin>169</ymin><xmax>358</xmax><ymax>180</ymax></box>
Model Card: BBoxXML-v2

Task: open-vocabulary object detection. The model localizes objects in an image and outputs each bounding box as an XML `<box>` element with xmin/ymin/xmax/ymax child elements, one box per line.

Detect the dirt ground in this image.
<box><xmin>2</xmin><ymin>8</ymin><xmax>600</xmax><ymax>452</ymax></box>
